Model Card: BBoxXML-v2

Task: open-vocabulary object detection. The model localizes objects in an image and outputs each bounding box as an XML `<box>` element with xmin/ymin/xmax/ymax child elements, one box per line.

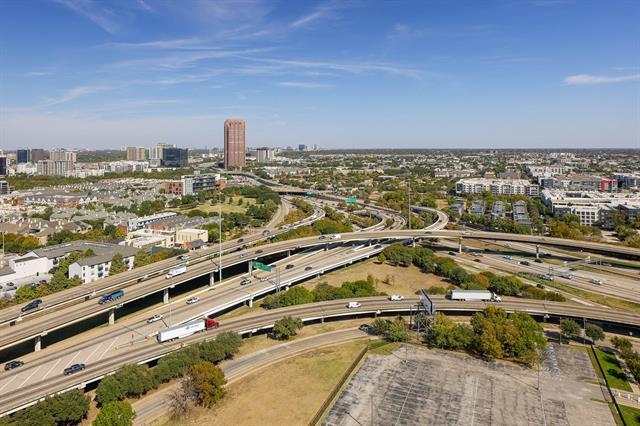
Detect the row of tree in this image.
<box><xmin>611</xmin><ymin>336</ymin><xmax>640</xmax><ymax>383</ymax></box>
<box><xmin>0</xmin><ymin>389</ymin><xmax>90</xmax><ymax>426</ymax></box>
<box><xmin>261</xmin><ymin>276</ymin><xmax>384</xmax><ymax>310</ymax></box>
<box><xmin>95</xmin><ymin>332</ymin><xmax>242</xmax><ymax>406</ymax></box>
<box><xmin>379</xmin><ymin>244</ymin><xmax>565</xmax><ymax>302</ymax></box>
<box><xmin>430</xmin><ymin>307</ymin><xmax>546</xmax><ymax>365</ymax></box>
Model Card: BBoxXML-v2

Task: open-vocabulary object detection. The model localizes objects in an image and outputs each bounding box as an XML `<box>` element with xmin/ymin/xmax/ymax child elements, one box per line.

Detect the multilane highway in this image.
<box><xmin>1</xmin><ymin>295</ymin><xmax>639</xmax><ymax>415</ymax></box>
<box><xmin>1</xmin><ymin>227</ymin><xmax>639</xmax><ymax>353</ymax></box>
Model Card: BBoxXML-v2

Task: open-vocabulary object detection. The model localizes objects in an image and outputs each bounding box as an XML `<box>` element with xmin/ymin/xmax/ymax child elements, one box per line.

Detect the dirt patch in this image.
<box><xmin>300</xmin><ymin>259</ymin><xmax>450</xmax><ymax>295</ymax></box>
<box><xmin>171</xmin><ymin>340</ymin><xmax>367</xmax><ymax>426</ymax></box>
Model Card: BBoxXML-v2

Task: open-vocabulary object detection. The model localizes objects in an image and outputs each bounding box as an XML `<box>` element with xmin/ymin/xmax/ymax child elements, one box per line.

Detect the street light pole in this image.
<box><xmin>218</xmin><ymin>191</ymin><xmax>223</xmax><ymax>283</ymax></box>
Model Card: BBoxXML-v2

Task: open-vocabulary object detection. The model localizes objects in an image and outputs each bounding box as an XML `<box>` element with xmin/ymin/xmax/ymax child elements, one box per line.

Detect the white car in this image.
<box><xmin>186</xmin><ymin>296</ymin><xmax>199</xmax><ymax>304</ymax></box>
<box><xmin>147</xmin><ymin>314</ymin><xmax>163</xmax><ymax>324</ymax></box>
<box><xmin>503</xmin><ymin>255</ymin><xmax>513</xmax><ymax>260</ymax></box>
<box><xmin>591</xmin><ymin>279</ymin><xmax>603</xmax><ymax>285</ymax></box>
<box><xmin>389</xmin><ymin>295</ymin><xmax>404</xmax><ymax>301</ymax></box>
<box><xmin>347</xmin><ymin>301</ymin><xmax>361</xmax><ymax>308</ymax></box>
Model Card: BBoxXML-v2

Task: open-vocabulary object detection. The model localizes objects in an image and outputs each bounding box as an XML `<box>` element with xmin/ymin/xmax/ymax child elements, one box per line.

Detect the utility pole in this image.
<box><xmin>407</xmin><ymin>180</ymin><xmax>412</xmax><ymax>230</ymax></box>
<box><xmin>218</xmin><ymin>190</ymin><xmax>223</xmax><ymax>283</ymax></box>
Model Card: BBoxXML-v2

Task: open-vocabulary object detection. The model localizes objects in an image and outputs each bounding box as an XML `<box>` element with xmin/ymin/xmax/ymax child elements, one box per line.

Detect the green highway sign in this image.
<box><xmin>345</xmin><ymin>197</ymin><xmax>357</xmax><ymax>203</ymax></box>
<box><xmin>252</xmin><ymin>261</ymin><xmax>272</xmax><ymax>272</ymax></box>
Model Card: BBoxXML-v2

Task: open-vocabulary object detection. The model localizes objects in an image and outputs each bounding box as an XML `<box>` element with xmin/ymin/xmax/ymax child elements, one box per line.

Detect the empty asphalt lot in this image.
<box><xmin>324</xmin><ymin>343</ymin><xmax>612</xmax><ymax>426</ymax></box>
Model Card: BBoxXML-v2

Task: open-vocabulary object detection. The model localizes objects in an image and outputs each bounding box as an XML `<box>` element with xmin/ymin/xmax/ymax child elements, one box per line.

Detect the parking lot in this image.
<box><xmin>324</xmin><ymin>343</ymin><xmax>613</xmax><ymax>425</ymax></box>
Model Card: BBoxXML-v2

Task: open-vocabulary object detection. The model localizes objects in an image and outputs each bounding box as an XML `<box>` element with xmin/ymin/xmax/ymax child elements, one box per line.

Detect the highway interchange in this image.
<box><xmin>0</xmin><ymin>183</ymin><xmax>639</xmax><ymax>415</ymax></box>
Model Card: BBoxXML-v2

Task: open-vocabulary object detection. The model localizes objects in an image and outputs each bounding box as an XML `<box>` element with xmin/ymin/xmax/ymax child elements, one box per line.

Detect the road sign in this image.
<box><xmin>252</xmin><ymin>261</ymin><xmax>272</xmax><ymax>272</ymax></box>
<box><xmin>419</xmin><ymin>289</ymin><xmax>436</xmax><ymax>315</ymax></box>
<box><xmin>345</xmin><ymin>197</ymin><xmax>357</xmax><ymax>203</ymax></box>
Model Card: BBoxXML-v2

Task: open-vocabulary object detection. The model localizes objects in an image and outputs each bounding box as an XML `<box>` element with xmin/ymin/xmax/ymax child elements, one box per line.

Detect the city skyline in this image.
<box><xmin>1</xmin><ymin>0</ymin><xmax>639</xmax><ymax>149</ymax></box>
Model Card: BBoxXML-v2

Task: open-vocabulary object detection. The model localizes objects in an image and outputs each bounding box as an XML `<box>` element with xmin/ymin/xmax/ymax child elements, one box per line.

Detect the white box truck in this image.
<box><xmin>156</xmin><ymin>318</ymin><xmax>219</xmax><ymax>343</ymax></box>
<box><xmin>448</xmin><ymin>290</ymin><xmax>501</xmax><ymax>302</ymax></box>
<box><xmin>165</xmin><ymin>265</ymin><xmax>187</xmax><ymax>279</ymax></box>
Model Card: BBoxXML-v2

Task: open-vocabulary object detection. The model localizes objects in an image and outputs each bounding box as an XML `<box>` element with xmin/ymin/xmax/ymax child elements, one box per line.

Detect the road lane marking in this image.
<box><xmin>43</xmin><ymin>358</ymin><xmax>63</xmax><ymax>379</ymax></box>
<box><xmin>64</xmin><ymin>350</ymin><xmax>82</xmax><ymax>368</ymax></box>
<box><xmin>99</xmin><ymin>337</ymin><xmax>117</xmax><ymax>360</ymax></box>
<box><xmin>0</xmin><ymin>375</ymin><xmax>18</xmax><ymax>393</ymax></box>
<box><xmin>85</xmin><ymin>341</ymin><xmax>104</xmax><ymax>363</ymax></box>
<box><xmin>19</xmin><ymin>365</ymin><xmax>42</xmax><ymax>388</ymax></box>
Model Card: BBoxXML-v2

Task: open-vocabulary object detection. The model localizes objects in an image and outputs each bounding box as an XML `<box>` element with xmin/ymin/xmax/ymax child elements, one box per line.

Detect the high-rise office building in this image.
<box><xmin>0</xmin><ymin>156</ymin><xmax>7</xmax><ymax>176</ymax></box>
<box><xmin>224</xmin><ymin>119</ymin><xmax>246</xmax><ymax>169</ymax></box>
<box><xmin>162</xmin><ymin>148</ymin><xmax>188</xmax><ymax>168</ymax></box>
<box><xmin>256</xmin><ymin>147</ymin><xmax>275</xmax><ymax>163</ymax></box>
<box><xmin>126</xmin><ymin>147</ymin><xmax>146</xmax><ymax>161</ymax></box>
<box><xmin>17</xmin><ymin>149</ymin><xmax>30</xmax><ymax>164</ymax></box>
<box><xmin>150</xmin><ymin>143</ymin><xmax>176</xmax><ymax>160</ymax></box>
<box><xmin>49</xmin><ymin>149</ymin><xmax>77</xmax><ymax>163</ymax></box>
<box><xmin>30</xmin><ymin>148</ymin><xmax>45</xmax><ymax>163</ymax></box>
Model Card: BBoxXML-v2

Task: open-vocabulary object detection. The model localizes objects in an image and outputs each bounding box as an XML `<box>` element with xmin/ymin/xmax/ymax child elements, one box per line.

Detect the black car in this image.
<box><xmin>256</xmin><ymin>249</ymin><xmax>263</xmax><ymax>254</ymax></box>
<box><xmin>305</xmin><ymin>266</ymin><xmax>313</xmax><ymax>271</ymax></box>
<box><xmin>473</xmin><ymin>258</ymin><xmax>481</xmax><ymax>263</ymax></box>
<box><xmin>21</xmin><ymin>299</ymin><xmax>43</xmax><ymax>313</ymax></box>
<box><xmin>448</xmin><ymin>251</ymin><xmax>456</xmax><ymax>256</ymax></box>
<box><xmin>520</xmin><ymin>261</ymin><xmax>530</xmax><ymax>266</ymax></box>
<box><xmin>536</xmin><ymin>283</ymin><xmax>545</xmax><ymax>289</ymax></box>
<box><xmin>238</xmin><ymin>238</ymin><xmax>244</xmax><ymax>243</ymax></box>
<box><xmin>63</xmin><ymin>363</ymin><xmax>86</xmax><ymax>375</ymax></box>
<box><xmin>374</xmin><ymin>244</ymin><xmax>382</xmax><ymax>249</ymax></box>
<box><xmin>286</xmin><ymin>264</ymin><xmax>295</xmax><ymax>270</ymax></box>
<box><xmin>4</xmin><ymin>360</ymin><xmax>24</xmax><ymax>371</ymax></box>
<box><xmin>358</xmin><ymin>324</ymin><xmax>370</xmax><ymax>332</ymax></box>
<box><xmin>319</xmin><ymin>235</ymin><xmax>326</xmax><ymax>240</ymax></box>
<box><xmin>534</xmin><ymin>259</ymin><xmax>543</xmax><ymax>263</ymax></box>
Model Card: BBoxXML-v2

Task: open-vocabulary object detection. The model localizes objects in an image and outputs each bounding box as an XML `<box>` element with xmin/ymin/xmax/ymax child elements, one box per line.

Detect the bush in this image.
<box><xmin>93</xmin><ymin>401</ymin><xmax>135</xmax><ymax>426</ymax></box>
<box><xmin>95</xmin><ymin>375</ymin><xmax>125</xmax><ymax>407</ymax></box>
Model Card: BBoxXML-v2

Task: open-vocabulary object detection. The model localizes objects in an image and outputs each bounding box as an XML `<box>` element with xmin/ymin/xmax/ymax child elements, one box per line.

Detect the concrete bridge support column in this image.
<box><xmin>324</xmin><ymin>244</ymin><xmax>329</xmax><ymax>251</ymax></box>
<box><xmin>458</xmin><ymin>237</ymin><xmax>463</xmax><ymax>254</ymax></box>
<box><xmin>287</xmin><ymin>250</ymin><xmax>291</xmax><ymax>257</ymax></box>
<box><xmin>248</xmin><ymin>262</ymin><xmax>253</xmax><ymax>276</ymax></box>
<box><xmin>108</xmin><ymin>309</ymin><xmax>115</xmax><ymax>325</ymax></box>
<box><xmin>209</xmin><ymin>272</ymin><xmax>215</xmax><ymax>287</ymax></box>
<box><xmin>34</xmin><ymin>335</ymin><xmax>42</xmax><ymax>352</ymax></box>
<box><xmin>536</xmin><ymin>245</ymin><xmax>540</xmax><ymax>259</ymax></box>
<box><xmin>163</xmin><ymin>288</ymin><xmax>169</xmax><ymax>304</ymax></box>
<box><xmin>248</xmin><ymin>298</ymin><xmax>253</xmax><ymax>308</ymax></box>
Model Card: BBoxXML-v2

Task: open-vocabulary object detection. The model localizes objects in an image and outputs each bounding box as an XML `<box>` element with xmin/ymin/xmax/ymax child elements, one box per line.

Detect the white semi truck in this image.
<box><xmin>448</xmin><ymin>290</ymin><xmax>501</xmax><ymax>302</ymax></box>
<box><xmin>156</xmin><ymin>318</ymin><xmax>219</xmax><ymax>343</ymax></box>
<box><xmin>165</xmin><ymin>265</ymin><xmax>187</xmax><ymax>279</ymax></box>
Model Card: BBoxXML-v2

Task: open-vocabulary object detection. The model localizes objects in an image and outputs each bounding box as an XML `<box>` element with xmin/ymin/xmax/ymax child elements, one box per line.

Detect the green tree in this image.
<box><xmin>93</xmin><ymin>401</ymin><xmax>135</xmax><ymax>426</ymax></box>
<box><xmin>585</xmin><ymin>324</ymin><xmax>605</xmax><ymax>344</ymax></box>
<box><xmin>370</xmin><ymin>318</ymin><xmax>391</xmax><ymax>336</ymax></box>
<box><xmin>387</xmin><ymin>317</ymin><xmax>410</xmax><ymax>342</ymax></box>
<box><xmin>109</xmin><ymin>253</ymin><xmax>128</xmax><ymax>275</ymax></box>
<box><xmin>95</xmin><ymin>375</ymin><xmax>125</xmax><ymax>406</ymax></box>
<box><xmin>113</xmin><ymin>364</ymin><xmax>154</xmax><ymax>398</ymax></box>
<box><xmin>430</xmin><ymin>313</ymin><xmax>473</xmax><ymax>350</ymax></box>
<box><xmin>133</xmin><ymin>250</ymin><xmax>150</xmax><ymax>268</ymax></box>
<box><xmin>184</xmin><ymin>362</ymin><xmax>227</xmax><ymax>408</ymax></box>
<box><xmin>272</xmin><ymin>316</ymin><xmax>303</xmax><ymax>340</ymax></box>
<box><xmin>559</xmin><ymin>319</ymin><xmax>581</xmax><ymax>343</ymax></box>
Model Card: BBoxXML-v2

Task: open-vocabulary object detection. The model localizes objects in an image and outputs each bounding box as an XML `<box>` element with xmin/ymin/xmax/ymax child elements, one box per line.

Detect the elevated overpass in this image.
<box><xmin>1</xmin><ymin>295</ymin><xmax>639</xmax><ymax>415</ymax></box>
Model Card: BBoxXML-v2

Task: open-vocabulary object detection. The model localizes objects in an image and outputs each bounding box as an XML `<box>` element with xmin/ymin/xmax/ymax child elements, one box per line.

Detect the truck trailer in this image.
<box><xmin>447</xmin><ymin>290</ymin><xmax>501</xmax><ymax>302</ymax></box>
<box><xmin>156</xmin><ymin>317</ymin><xmax>220</xmax><ymax>343</ymax></box>
<box><xmin>98</xmin><ymin>290</ymin><xmax>125</xmax><ymax>305</ymax></box>
<box><xmin>165</xmin><ymin>265</ymin><xmax>187</xmax><ymax>279</ymax></box>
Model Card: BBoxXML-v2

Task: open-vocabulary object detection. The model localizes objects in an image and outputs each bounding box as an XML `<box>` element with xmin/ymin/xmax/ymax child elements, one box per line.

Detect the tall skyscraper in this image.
<box><xmin>30</xmin><ymin>148</ymin><xmax>45</xmax><ymax>163</ymax></box>
<box><xmin>224</xmin><ymin>119</ymin><xmax>246</xmax><ymax>169</ymax></box>
<box><xmin>150</xmin><ymin>143</ymin><xmax>176</xmax><ymax>160</ymax></box>
<box><xmin>0</xmin><ymin>156</ymin><xmax>7</xmax><ymax>176</ymax></box>
<box><xmin>126</xmin><ymin>147</ymin><xmax>146</xmax><ymax>161</ymax></box>
<box><xmin>17</xmin><ymin>149</ymin><xmax>30</xmax><ymax>164</ymax></box>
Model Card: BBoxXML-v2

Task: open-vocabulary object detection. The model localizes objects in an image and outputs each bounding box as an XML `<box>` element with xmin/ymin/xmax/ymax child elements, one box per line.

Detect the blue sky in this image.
<box><xmin>1</xmin><ymin>0</ymin><xmax>639</xmax><ymax>150</ymax></box>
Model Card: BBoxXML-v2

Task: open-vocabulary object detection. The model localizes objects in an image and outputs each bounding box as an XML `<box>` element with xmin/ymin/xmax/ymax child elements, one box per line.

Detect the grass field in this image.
<box><xmin>368</xmin><ymin>340</ymin><xmax>400</xmax><ymax>355</ymax></box>
<box><xmin>168</xmin><ymin>197</ymin><xmax>256</xmax><ymax>215</ymax></box>
<box><xmin>300</xmin><ymin>258</ymin><xmax>451</xmax><ymax>295</ymax></box>
<box><xmin>594</xmin><ymin>348</ymin><xmax>632</xmax><ymax>392</ymax></box>
<box><xmin>619</xmin><ymin>404</ymin><xmax>640</xmax><ymax>426</ymax></box>
<box><xmin>170</xmin><ymin>340</ymin><xmax>368</xmax><ymax>426</ymax></box>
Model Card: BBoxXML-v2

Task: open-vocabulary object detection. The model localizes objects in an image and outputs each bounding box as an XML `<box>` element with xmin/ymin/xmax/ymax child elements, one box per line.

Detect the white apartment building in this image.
<box><xmin>541</xmin><ymin>189</ymin><xmax>640</xmax><ymax>226</ymax></box>
<box><xmin>69</xmin><ymin>253</ymin><xmax>135</xmax><ymax>284</ymax></box>
<box><xmin>455</xmin><ymin>178</ymin><xmax>539</xmax><ymax>196</ymax></box>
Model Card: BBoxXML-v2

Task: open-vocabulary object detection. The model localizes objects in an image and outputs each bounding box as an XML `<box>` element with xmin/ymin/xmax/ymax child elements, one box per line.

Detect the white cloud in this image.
<box><xmin>290</xmin><ymin>1</ymin><xmax>342</xmax><ymax>29</ymax></box>
<box><xmin>278</xmin><ymin>81</ymin><xmax>333</xmax><ymax>89</ymax></box>
<box><xmin>42</xmin><ymin>86</ymin><xmax>101</xmax><ymax>106</ymax></box>
<box><xmin>564</xmin><ymin>74</ymin><xmax>640</xmax><ymax>85</ymax></box>
<box><xmin>54</xmin><ymin>0</ymin><xmax>125</xmax><ymax>33</ymax></box>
